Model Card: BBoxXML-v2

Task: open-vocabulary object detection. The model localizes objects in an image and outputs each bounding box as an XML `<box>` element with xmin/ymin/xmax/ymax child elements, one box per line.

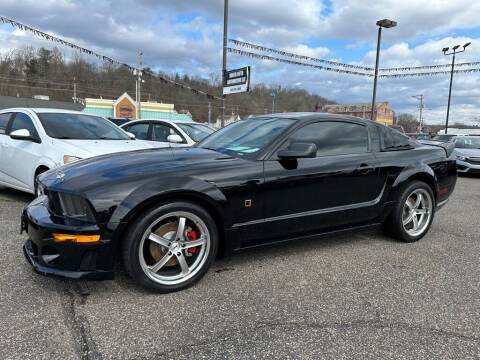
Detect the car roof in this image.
<box><xmin>0</xmin><ymin>107</ymin><xmax>89</xmax><ymax>115</ymax></box>
<box><xmin>122</xmin><ymin>119</ymin><xmax>208</xmax><ymax>126</ymax></box>
<box><xmin>251</xmin><ymin>112</ymin><xmax>376</xmax><ymax>125</ymax></box>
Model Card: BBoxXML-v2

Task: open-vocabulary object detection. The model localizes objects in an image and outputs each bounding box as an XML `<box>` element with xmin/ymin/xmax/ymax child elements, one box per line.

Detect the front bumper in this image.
<box><xmin>21</xmin><ymin>196</ymin><xmax>114</xmax><ymax>281</ymax></box>
<box><xmin>456</xmin><ymin>159</ymin><xmax>480</xmax><ymax>173</ymax></box>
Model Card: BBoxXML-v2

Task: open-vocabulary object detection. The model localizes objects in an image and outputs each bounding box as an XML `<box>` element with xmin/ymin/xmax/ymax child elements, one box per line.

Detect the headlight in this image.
<box><xmin>63</xmin><ymin>155</ymin><xmax>82</xmax><ymax>164</ymax></box>
<box><xmin>52</xmin><ymin>192</ymin><xmax>95</xmax><ymax>222</ymax></box>
<box><xmin>456</xmin><ymin>155</ymin><xmax>466</xmax><ymax>161</ymax></box>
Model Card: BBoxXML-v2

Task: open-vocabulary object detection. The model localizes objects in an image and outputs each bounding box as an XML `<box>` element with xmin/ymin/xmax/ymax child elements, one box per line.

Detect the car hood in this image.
<box><xmin>53</xmin><ymin>138</ymin><xmax>153</xmax><ymax>158</ymax></box>
<box><xmin>39</xmin><ymin>147</ymin><xmax>242</xmax><ymax>193</ymax></box>
<box><xmin>454</xmin><ymin>148</ymin><xmax>480</xmax><ymax>157</ymax></box>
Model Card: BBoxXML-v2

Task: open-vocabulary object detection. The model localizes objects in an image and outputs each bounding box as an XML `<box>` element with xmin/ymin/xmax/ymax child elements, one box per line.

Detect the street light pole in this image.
<box><xmin>371</xmin><ymin>19</ymin><xmax>397</xmax><ymax>122</ymax></box>
<box><xmin>221</xmin><ymin>0</ymin><xmax>229</xmax><ymax>128</ymax></box>
<box><xmin>443</xmin><ymin>42</ymin><xmax>471</xmax><ymax>134</ymax></box>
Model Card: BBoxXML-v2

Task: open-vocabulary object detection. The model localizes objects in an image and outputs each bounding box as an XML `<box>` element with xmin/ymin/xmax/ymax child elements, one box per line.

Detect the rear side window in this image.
<box><xmin>9</xmin><ymin>113</ymin><xmax>39</xmax><ymax>138</ymax></box>
<box><xmin>380</xmin><ymin>126</ymin><xmax>413</xmax><ymax>150</ymax></box>
<box><xmin>0</xmin><ymin>113</ymin><xmax>12</xmax><ymax>134</ymax></box>
<box><xmin>285</xmin><ymin>121</ymin><xmax>369</xmax><ymax>156</ymax></box>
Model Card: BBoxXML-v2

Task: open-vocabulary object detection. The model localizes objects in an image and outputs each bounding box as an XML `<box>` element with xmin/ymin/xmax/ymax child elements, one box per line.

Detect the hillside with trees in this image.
<box><xmin>0</xmin><ymin>47</ymin><xmax>333</xmax><ymax>121</ymax></box>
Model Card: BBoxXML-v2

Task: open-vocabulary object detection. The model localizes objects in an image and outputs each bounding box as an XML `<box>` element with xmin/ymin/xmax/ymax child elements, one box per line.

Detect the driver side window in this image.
<box><xmin>278</xmin><ymin>121</ymin><xmax>369</xmax><ymax>157</ymax></box>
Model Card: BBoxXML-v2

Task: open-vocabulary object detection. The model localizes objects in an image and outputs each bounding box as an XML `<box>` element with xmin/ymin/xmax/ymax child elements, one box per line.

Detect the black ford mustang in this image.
<box><xmin>22</xmin><ymin>113</ymin><xmax>457</xmax><ymax>292</ymax></box>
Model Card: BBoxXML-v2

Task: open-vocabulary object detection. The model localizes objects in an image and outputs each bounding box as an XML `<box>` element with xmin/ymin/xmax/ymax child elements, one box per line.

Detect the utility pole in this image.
<box><xmin>221</xmin><ymin>0</ymin><xmax>229</xmax><ymax>128</ymax></box>
<box><xmin>271</xmin><ymin>90</ymin><xmax>276</xmax><ymax>113</ymax></box>
<box><xmin>73</xmin><ymin>76</ymin><xmax>77</xmax><ymax>101</ymax></box>
<box><xmin>412</xmin><ymin>95</ymin><xmax>424</xmax><ymax>131</ymax></box>
<box><xmin>371</xmin><ymin>19</ymin><xmax>397</xmax><ymax>122</ymax></box>
<box><xmin>134</xmin><ymin>49</ymin><xmax>143</xmax><ymax>119</ymax></box>
<box><xmin>208</xmin><ymin>102</ymin><xmax>212</xmax><ymax>127</ymax></box>
<box><xmin>443</xmin><ymin>42</ymin><xmax>471</xmax><ymax>134</ymax></box>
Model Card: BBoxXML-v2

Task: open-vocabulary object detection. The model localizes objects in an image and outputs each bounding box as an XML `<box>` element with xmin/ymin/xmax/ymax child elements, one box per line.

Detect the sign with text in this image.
<box><xmin>223</xmin><ymin>66</ymin><xmax>250</xmax><ymax>95</ymax></box>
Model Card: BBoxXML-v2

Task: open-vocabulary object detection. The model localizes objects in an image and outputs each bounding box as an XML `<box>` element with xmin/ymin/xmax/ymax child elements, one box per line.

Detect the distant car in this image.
<box><xmin>107</xmin><ymin>117</ymin><xmax>131</xmax><ymax>127</ymax></box>
<box><xmin>453</xmin><ymin>136</ymin><xmax>480</xmax><ymax>174</ymax></box>
<box><xmin>431</xmin><ymin>134</ymin><xmax>459</xmax><ymax>143</ymax></box>
<box><xmin>121</xmin><ymin>119</ymin><xmax>215</xmax><ymax>147</ymax></box>
<box><xmin>406</xmin><ymin>133</ymin><xmax>431</xmax><ymax>141</ymax></box>
<box><xmin>389</xmin><ymin>124</ymin><xmax>405</xmax><ymax>133</ymax></box>
<box><xmin>0</xmin><ymin>108</ymin><xmax>153</xmax><ymax>195</ymax></box>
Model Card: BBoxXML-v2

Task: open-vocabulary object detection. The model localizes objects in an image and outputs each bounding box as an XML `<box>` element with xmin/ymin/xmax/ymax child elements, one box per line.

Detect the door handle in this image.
<box><xmin>1</xmin><ymin>143</ymin><xmax>8</xmax><ymax>148</ymax></box>
<box><xmin>357</xmin><ymin>163</ymin><xmax>374</xmax><ymax>174</ymax></box>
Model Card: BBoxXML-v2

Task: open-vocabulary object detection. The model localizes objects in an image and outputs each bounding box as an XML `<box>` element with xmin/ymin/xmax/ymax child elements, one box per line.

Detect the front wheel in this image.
<box><xmin>383</xmin><ymin>181</ymin><xmax>435</xmax><ymax>242</ymax></box>
<box><xmin>122</xmin><ymin>201</ymin><xmax>218</xmax><ymax>293</ymax></box>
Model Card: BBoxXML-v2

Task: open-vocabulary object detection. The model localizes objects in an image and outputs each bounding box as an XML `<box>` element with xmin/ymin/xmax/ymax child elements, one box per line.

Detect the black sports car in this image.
<box><xmin>22</xmin><ymin>113</ymin><xmax>457</xmax><ymax>292</ymax></box>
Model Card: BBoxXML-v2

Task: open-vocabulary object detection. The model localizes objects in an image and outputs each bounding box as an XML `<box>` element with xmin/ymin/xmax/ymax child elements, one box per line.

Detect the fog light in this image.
<box><xmin>52</xmin><ymin>233</ymin><xmax>100</xmax><ymax>244</ymax></box>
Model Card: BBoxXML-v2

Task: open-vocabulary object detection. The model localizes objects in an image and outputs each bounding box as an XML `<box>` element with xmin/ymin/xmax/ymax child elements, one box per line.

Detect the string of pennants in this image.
<box><xmin>0</xmin><ymin>15</ymin><xmax>222</xmax><ymax>100</ymax></box>
<box><xmin>230</xmin><ymin>39</ymin><xmax>480</xmax><ymax>77</ymax></box>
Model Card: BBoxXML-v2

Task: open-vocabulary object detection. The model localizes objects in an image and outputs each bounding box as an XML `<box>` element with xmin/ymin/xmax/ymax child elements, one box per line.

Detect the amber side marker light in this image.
<box><xmin>53</xmin><ymin>233</ymin><xmax>101</xmax><ymax>244</ymax></box>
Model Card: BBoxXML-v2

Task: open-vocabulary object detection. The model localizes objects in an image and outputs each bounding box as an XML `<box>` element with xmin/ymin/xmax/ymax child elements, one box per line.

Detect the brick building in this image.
<box><xmin>317</xmin><ymin>101</ymin><xmax>395</xmax><ymax>125</ymax></box>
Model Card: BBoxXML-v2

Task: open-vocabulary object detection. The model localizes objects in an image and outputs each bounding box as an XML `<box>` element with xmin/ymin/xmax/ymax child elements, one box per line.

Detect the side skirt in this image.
<box><xmin>229</xmin><ymin>222</ymin><xmax>382</xmax><ymax>254</ymax></box>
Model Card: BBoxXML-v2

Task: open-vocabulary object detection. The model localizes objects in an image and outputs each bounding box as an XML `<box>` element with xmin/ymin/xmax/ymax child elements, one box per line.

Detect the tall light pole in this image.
<box><xmin>221</xmin><ymin>0</ymin><xmax>229</xmax><ymax>127</ymax></box>
<box><xmin>443</xmin><ymin>42</ymin><xmax>471</xmax><ymax>134</ymax></box>
<box><xmin>412</xmin><ymin>94</ymin><xmax>424</xmax><ymax>131</ymax></box>
<box><xmin>371</xmin><ymin>19</ymin><xmax>397</xmax><ymax>122</ymax></box>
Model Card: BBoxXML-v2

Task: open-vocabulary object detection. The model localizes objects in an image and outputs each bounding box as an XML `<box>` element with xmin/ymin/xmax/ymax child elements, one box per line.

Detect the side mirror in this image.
<box><xmin>10</xmin><ymin>129</ymin><xmax>34</xmax><ymax>141</ymax></box>
<box><xmin>278</xmin><ymin>142</ymin><xmax>317</xmax><ymax>159</ymax></box>
<box><xmin>167</xmin><ymin>134</ymin><xmax>183</xmax><ymax>143</ymax></box>
<box><xmin>126</xmin><ymin>132</ymin><xmax>136</xmax><ymax>140</ymax></box>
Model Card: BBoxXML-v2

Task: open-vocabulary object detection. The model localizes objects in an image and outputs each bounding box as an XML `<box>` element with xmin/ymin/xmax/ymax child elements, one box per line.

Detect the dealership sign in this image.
<box><xmin>223</xmin><ymin>66</ymin><xmax>250</xmax><ymax>95</ymax></box>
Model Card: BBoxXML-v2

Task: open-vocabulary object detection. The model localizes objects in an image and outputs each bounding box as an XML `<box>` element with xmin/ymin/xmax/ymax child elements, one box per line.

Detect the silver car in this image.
<box><xmin>454</xmin><ymin>136</ymin><xmax>480</xmax><ymax>174</ymax></box>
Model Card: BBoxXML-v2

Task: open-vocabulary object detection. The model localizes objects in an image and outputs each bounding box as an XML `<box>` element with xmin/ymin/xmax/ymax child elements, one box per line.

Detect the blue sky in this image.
<box><xmin>1</xmin><ymin>0</ymin><xmax>480</xmax><ymax>125</ymax></box>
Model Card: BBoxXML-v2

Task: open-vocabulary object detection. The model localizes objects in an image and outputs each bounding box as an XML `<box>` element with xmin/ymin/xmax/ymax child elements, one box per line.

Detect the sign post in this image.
<box><xmin>223</xmin><ymin>66</ymin><xmax>251</xmax><ymax>96</ymax></box>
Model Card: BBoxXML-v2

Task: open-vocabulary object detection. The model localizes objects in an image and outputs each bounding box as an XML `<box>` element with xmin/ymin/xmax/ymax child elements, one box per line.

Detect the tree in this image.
<box><xmin>397</xmin><ymin>113</ymin><xmax>420</xmax><ymax>133</ymax></box>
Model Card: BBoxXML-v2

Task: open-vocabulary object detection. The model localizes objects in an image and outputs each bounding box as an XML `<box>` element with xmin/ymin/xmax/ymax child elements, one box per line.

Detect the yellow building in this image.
<box><xmin>83</xmin><ymin>92</ymin><xmax>192</xmax><ymax>121</ymax></box>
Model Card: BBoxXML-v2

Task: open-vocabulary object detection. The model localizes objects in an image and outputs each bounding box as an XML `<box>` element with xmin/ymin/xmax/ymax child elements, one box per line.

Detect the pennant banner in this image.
<box><xmin>229</xmin><ymin>47</ymin><xmax>480</xmax><ymax>78</ymax></box>
<box><xmin>230</xmin><ymin>39</ymin><xmax>375</xmax><ymax>71</ymax></box>
<box><xmin>0</xmin><ymin>15</ymin><xmax>221</xmax><ymax>101</ymax></box>
<box><xmin>230</xmin><ymin>39</ymin><xmax>480</xmax><ymax>74</ymax></box>
<box><xmin>227</xmin><ymin>48</ymin><xmax>373</xmax><ymax>76</ymax></box>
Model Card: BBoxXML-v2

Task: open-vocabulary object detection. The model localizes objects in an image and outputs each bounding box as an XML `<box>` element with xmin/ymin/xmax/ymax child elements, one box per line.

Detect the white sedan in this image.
<box><xmin>121</xmin><ymin>119</ymin><xmax>215</xmax><ymax>148</ymax></box>
<box><xmin>0</xmin><ymin>108</ymin><xmax>153</xmax><ymax>194</ymax></box>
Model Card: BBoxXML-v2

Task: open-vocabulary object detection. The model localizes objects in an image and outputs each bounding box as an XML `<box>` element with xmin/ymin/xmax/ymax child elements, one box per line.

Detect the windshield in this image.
<box><xmin>197</xmin><ymin>118</ymin><xmax>295</xmax><ymax>157</ymax></box>
<box><xmin>432</xmin><ymin>134</ymin><xmax>456</xmax><ymax>142</ymax></box>
<box><xmin>177</xmin><ymin>123</ymin><xmax>214</xmax><ymax>142</ymax></box>
<box><xmin>38</xmin><ymin>113</ymin><xmax>131</xmax><ymax>140</ymax></box>
<box><xmin>455</xmin><ymin>136</ymin><xmax>480</xmax><ymax>149</ymax></box>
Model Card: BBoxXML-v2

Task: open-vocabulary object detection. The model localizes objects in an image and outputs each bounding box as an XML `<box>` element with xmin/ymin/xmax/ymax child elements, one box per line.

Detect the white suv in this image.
<box><xmin>0</xmin><ymin>108</ymin><xmax>153</xmax><ymax>194</ymax></box>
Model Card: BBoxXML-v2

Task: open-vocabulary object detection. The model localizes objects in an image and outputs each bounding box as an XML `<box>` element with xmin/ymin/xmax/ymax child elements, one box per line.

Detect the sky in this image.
<box><xmin>1</xmin><ymin>0</ymin><xmax>480</xmax><ymax>125</ymax></box>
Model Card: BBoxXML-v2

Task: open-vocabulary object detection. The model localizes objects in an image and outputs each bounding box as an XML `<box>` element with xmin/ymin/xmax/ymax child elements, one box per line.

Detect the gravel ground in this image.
<box><xmin>0</xmin><ymin>176</ymin><xmax>479</xmax><ymax>360</ymax></box>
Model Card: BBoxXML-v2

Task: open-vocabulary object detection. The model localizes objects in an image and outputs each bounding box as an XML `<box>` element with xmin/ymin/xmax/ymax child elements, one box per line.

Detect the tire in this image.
<box><xmin>122</xmin><ymin>201</ymin><xmax>218</xmax><ymax>293</ymax></box>
<box><xmin>383</xmin><ymin>180</ymin><xmax>435</xmax><ymax>242</ymax></box>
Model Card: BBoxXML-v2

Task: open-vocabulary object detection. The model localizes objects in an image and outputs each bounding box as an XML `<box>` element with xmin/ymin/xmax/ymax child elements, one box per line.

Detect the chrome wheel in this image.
<box><xmin>402</xmin><ymin>188</ymin><xmax>433</xmax><ymax>237</ymax></box>
<box><xmin>139</xmin><ymin>211</ymin><xmax>210</xmax><ymax>285</ymax></box>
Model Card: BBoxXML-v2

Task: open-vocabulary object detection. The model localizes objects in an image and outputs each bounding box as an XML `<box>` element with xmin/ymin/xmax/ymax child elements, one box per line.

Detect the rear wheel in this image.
<box><xmin>122</xmin><ymin>201</ymin><xmax>218</xmax><ymax>292</ymax></box>
<box><xmin>383</xmin><ymin>181</ymin><xmax>435</xmax><ymax>242</ymax></box>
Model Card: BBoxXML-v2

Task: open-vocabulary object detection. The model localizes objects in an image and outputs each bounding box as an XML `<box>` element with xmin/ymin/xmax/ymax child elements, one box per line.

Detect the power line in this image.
<box><xmin>0</xmin><ymin>15</ymin><xmax>222</xmax><ymax>101</ymax></box>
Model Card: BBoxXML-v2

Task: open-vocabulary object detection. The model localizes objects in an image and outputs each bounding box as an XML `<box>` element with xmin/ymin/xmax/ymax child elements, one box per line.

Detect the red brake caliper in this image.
<box><xmin>186</xmin><ymin>229</ymin><xmax>198</xmax><ymax>254</ymax></box>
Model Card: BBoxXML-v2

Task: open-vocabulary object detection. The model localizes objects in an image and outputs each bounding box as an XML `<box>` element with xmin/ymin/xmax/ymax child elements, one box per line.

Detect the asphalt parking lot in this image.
<box><xmin>1</xmin><ymin>176</ymin><xmax>479</xmax><ymax>360</ymax></box>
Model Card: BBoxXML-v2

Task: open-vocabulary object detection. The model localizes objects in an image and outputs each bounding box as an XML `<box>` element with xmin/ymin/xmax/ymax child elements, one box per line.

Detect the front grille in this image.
<box><xmin>466</xmin><ymin>158</ymin><xmax>480</xmax><ymax>165</ymax></box>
